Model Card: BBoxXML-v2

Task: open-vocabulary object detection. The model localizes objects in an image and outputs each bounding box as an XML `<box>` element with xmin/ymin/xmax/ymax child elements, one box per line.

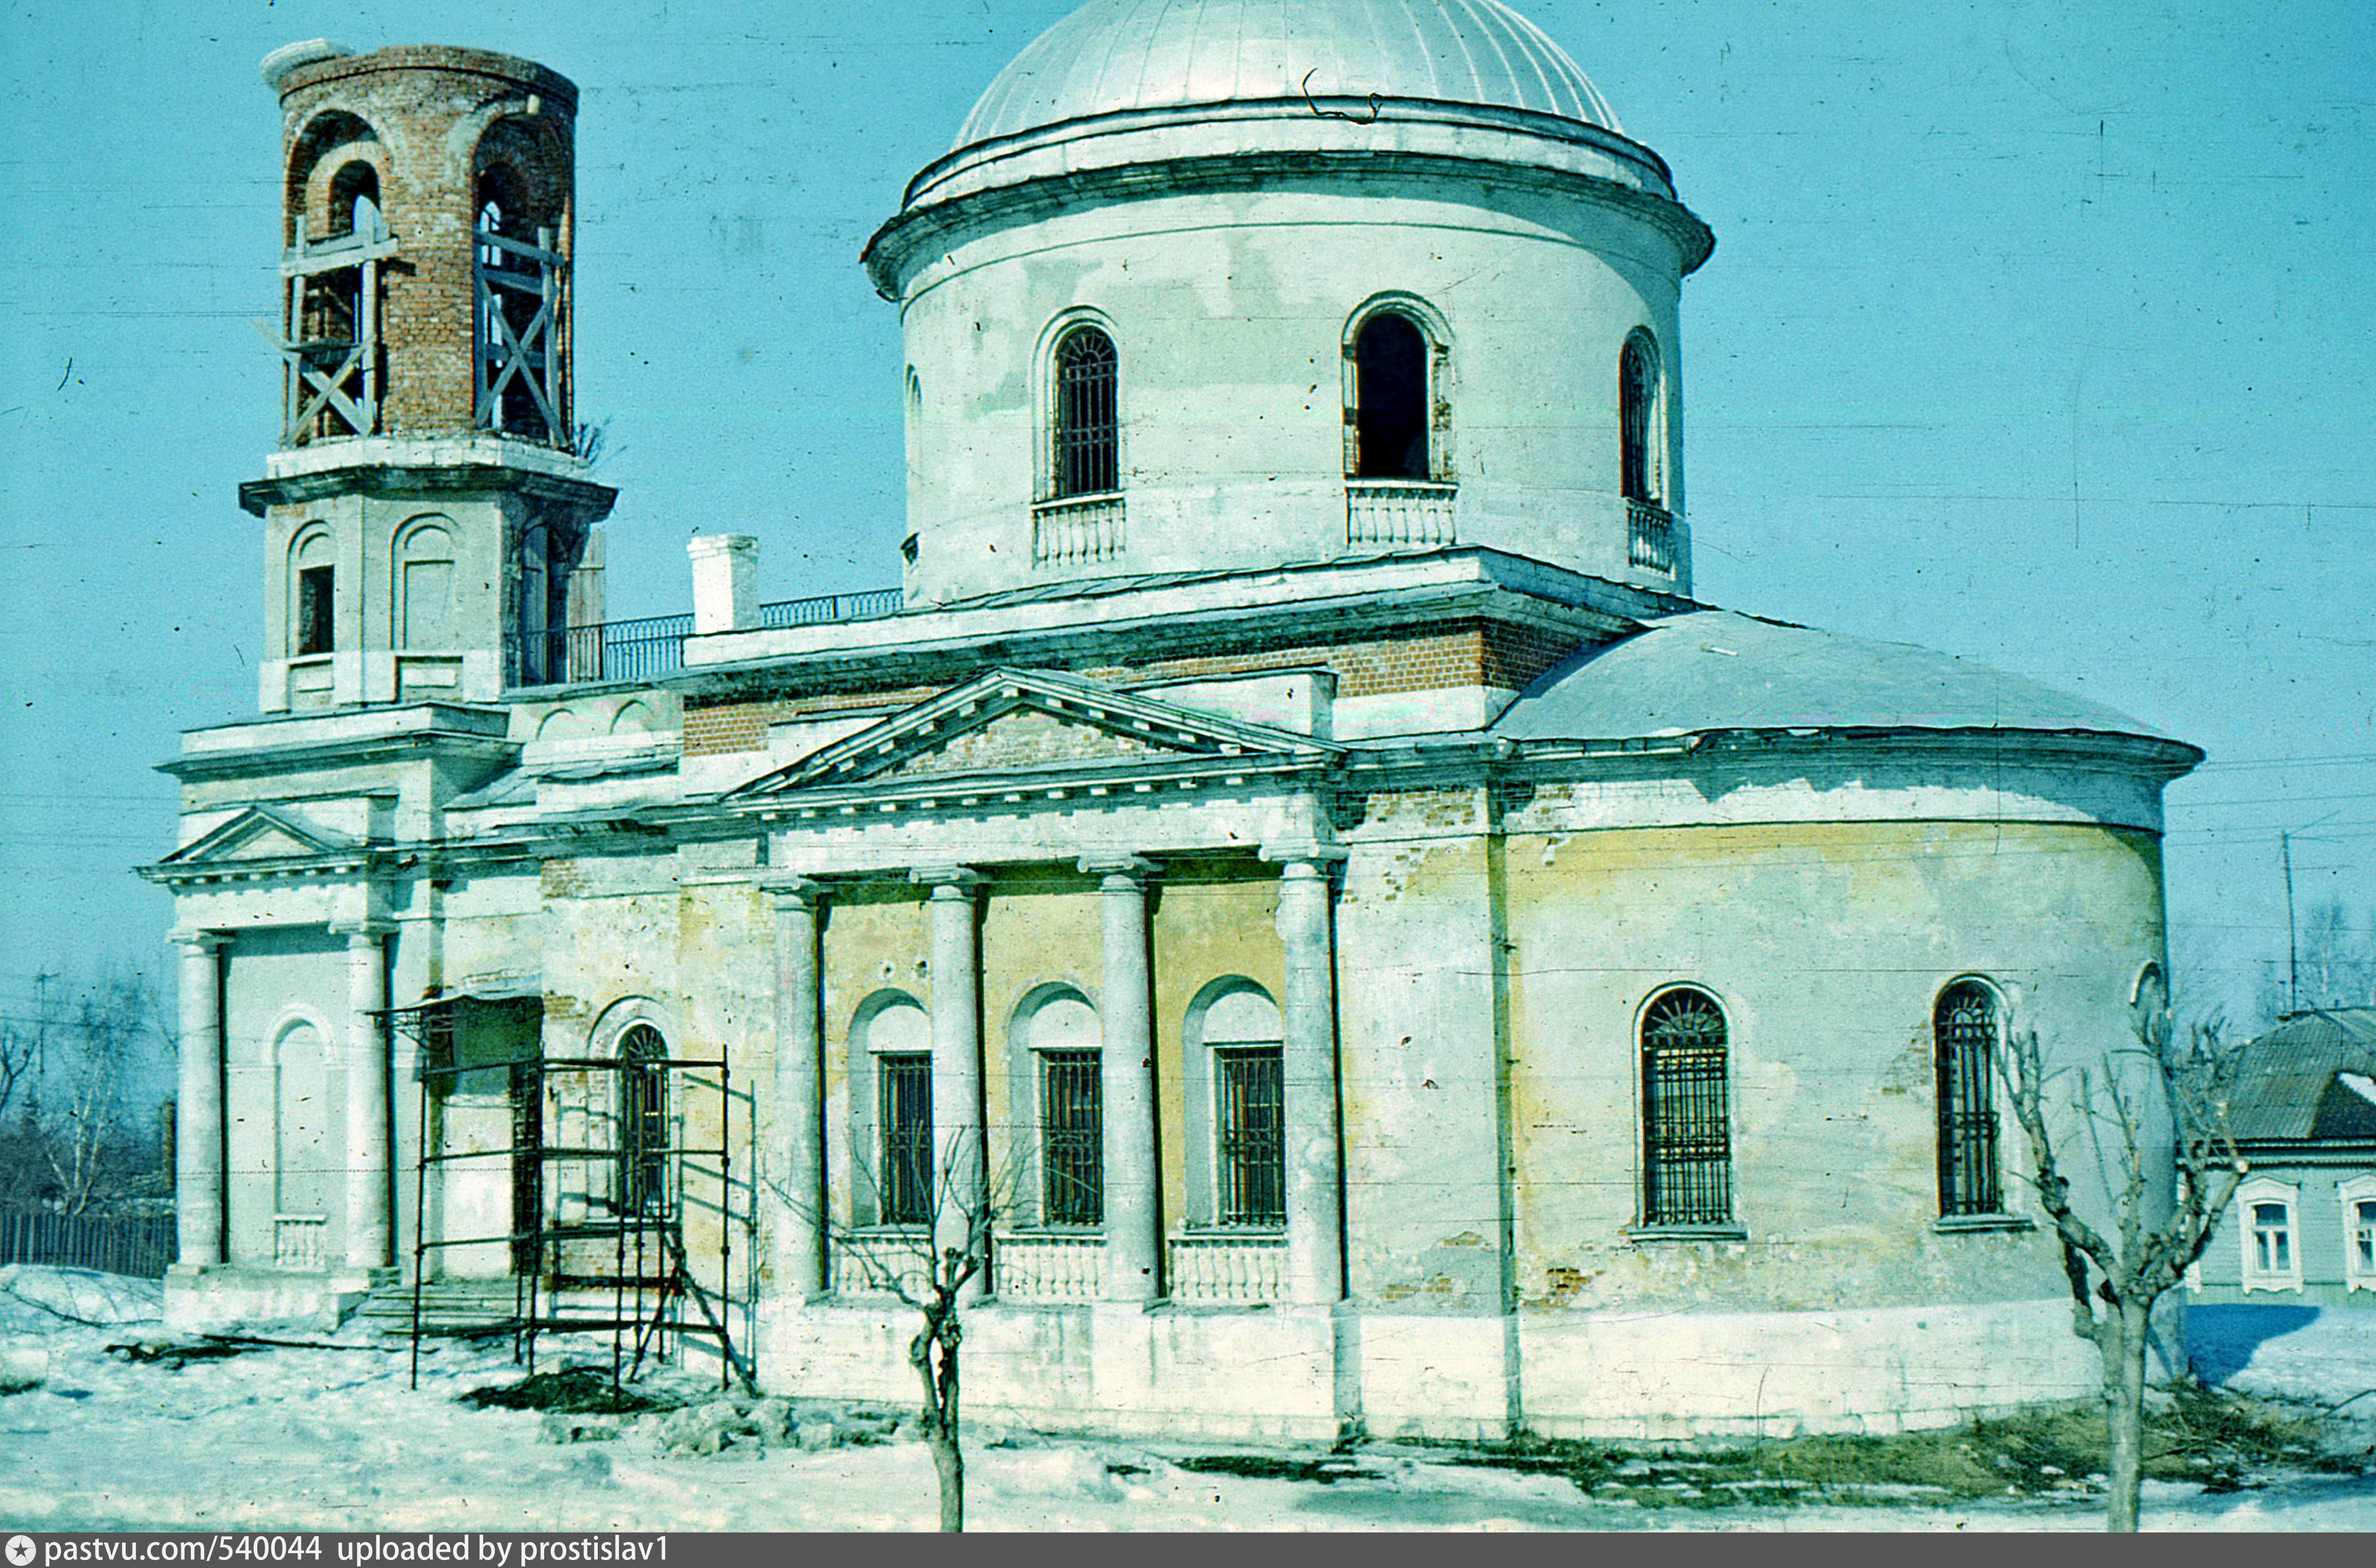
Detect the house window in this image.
<box><xmin>1641</xmin><ymin>987</ymin><xmax>1732</xmax><ymax>1227</ymax></box>
<box><xmin>1620</xmin><ymin>331</ymin><xmax>1661</xmax><ymax>504</ymax></box>
<box><xmin>1052</xmin><ymin>326</ymin><xmax>1119</xmax><ymax>498</ymax></box>
<box><xmin>878</xmin><ymin>1053</ymin><xmax>932</xmax><ymax>1227</ymax></box>
<box><xmin>2252</xmin><ymin>1204</ymin><xmax>2291</xmax><ymax>1274</ymax></box>
<box><xmin>1352</xmin><ymin>311</ymin><xmax>1430</xmax><ymax>480</ymax></box>
<box><xmin>2342</xmin><ymin>1177</ymin><xmax>2376</xmax><ymax>1292</ymax></box>
<box><xmin>1215</xmin><ymin>1046</ymin><xmax>1285</xmax><ymax>1228</ymax></box>
<box><xmin>296</xmin><ymin>564</ymin><xmax>335</xmax><ymax>656</ymax></box>
<box><xmin>2239</xmin><ymin>1178</ymin><xmax>2301</xmax><ymax>1292</ymax></box>
<box><xmin>617</xmin><ymin>1022</ymin><xmax>669</xmax><ymax>1217</ymax></box>
<box><xmin>1935</xmin><ymin>980</ymin><xmax>2003</xmax><ymax>1216</ymax></box>
<box><xmin>1040</xmin><ymin>1049</ymin><xmax>1103</xmax><ymax>1227</ymax></box>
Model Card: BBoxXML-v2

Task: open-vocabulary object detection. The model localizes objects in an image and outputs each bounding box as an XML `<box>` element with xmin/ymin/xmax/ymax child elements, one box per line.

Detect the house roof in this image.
<box><xmin>1490</xmin><ymin>609</ymin><xmax>2189</xmax><ymax>749</ymax></box>
<box><xmin>2226</xmin><ymin>1008</ymin><xmax>2376</xmax><ymax>1142</ymax></box>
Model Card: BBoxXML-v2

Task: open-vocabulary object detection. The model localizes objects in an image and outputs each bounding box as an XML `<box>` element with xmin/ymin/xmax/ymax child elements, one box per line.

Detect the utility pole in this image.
<box><xmin>2282</xmin><ymin>830</ymin><xmax>2298</xmax><ymax>1017</ymax></box>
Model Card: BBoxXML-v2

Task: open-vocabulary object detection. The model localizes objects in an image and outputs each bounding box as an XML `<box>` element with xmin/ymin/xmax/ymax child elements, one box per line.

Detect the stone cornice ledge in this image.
<box><xmin>679</xmin><ymin>549</ymin><xmax>1682</xmax><ymax>696</ymax></box>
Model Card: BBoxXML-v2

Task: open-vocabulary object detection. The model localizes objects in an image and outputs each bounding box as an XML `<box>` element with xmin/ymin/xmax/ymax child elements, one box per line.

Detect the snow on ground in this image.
<box><xmin>1</xmin><ymin>1272</ymin><xmax>2372</xmax><ymax>1531</ymax></box>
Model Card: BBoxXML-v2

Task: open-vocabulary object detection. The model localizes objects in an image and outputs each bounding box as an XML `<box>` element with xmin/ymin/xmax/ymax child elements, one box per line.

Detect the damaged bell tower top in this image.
<box><xmin>241</xmin><ymin>41</ymin><xmax>615</xmax><ymax>712</ymax></box>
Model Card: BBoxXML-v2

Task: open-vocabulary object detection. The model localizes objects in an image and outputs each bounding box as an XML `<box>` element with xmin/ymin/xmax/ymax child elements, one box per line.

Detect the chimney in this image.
<box><xmin>689</xmin><ymin>535</ymin><xmax>758</xmax><ymax>634</ymax></box>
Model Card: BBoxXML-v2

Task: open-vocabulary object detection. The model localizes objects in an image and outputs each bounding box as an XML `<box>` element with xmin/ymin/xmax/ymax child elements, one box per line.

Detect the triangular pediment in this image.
<box><xmin>156</xmin><ymin>803</ymin><xmax>362</xmax><ymax>868</ymax></box>
<box><xmin>727</xmin><ymin>667</ymin><xmax>1338</xmax><ymax>800</ymax></box>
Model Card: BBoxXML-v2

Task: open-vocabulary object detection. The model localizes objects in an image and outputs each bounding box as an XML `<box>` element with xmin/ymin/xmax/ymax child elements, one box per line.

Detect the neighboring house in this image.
<box><xmin>2189</xmin><ymin>1009</ymin><xmax>2376</xmax><ymax>1306</ymax></box>
<box><xmin>143</xmin><ymin>2</ymin><xmax>2200</xmax><ymax>1443</ymax></box>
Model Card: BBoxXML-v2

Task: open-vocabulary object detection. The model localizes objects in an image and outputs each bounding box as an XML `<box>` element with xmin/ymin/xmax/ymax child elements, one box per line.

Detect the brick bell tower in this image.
<box><xmin>240</xmin><ymin>40</ymin><xmax>616</xmax><ymax>712</ymax></box>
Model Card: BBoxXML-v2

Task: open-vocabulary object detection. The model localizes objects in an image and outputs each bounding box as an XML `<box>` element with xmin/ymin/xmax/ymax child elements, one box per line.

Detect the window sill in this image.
<box><xmin>1933</xmin><ymin>1213</ymin><xmax>2036</xmax><ymax>1234</ymax></box>
<box><xmin>1626</xmin><ymin>1224</ymin><xmax>1747</xmax><ymax>1243</ymax></box>
<box><xmin>2241</xmin><ymin>1277</ymin><xmax>2305</xmax><ymax>1294</ymax></box>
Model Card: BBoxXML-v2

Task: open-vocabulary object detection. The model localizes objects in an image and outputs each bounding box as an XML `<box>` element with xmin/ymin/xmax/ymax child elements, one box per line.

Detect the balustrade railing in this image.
<box><xmin>1628</xmin><ymin>497</ymin><xmax>1676</xmax><ymax>574</ymax></box>
<box><xmin>831</xmin><ymin>1230</ymin><xmax>932</xmax><ymax>1299</ymax></box>
<box><xmin>1167</xmin><ymin>1232</ymin><xmax>1287</xmax><ymax>1305</ymax></box>
<box><xmin>1346</xmin><ymin>480</ymin><xmax>1457</xmax><ymax>548</ymax></box>
<box><xmin>756</xmin><ymin>588</ymin><xmax>903</xmax><ymax>628</ymax></box>
<box><xmin>502</xmin><ymin>591</ymin><xmax>905</xmax><ymax>690</ymax></box>
<box><xmin>992</xmin><ymin>1231</ymin><xmax>1105</xmax><ymax>1302</ymax></box>
<box><xmin>503</xmin><ymin>612</ymin><xmax>693</xmax><ymax>688</ymax></box>
<box><xmin>1032</xmin><ymin>494</ymin><xmax>1126</xmax><ymax>567</ymax></box>
<box><xmin>273</xmin><ymin>1213</ymin><xmax>329</xmax><ymax>1272</ymax></box>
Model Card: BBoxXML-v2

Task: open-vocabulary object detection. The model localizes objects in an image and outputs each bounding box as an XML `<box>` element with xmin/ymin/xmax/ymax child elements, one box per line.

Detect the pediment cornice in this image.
<box><xmin>725</xmin><ymin>666</ymin><xmax>1340</xmax><ymax>805</ymax></box>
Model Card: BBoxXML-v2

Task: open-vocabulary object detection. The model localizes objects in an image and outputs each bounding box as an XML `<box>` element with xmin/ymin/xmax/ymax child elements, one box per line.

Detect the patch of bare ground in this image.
<box><xmin>1393</xmin><ymin>1386</ymin><xmax>2374</xmax><ymax>1510</ymax></box>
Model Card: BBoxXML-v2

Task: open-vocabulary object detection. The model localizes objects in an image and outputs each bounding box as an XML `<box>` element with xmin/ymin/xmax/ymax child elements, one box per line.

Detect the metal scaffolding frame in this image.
<box><xmin>385</xmin><ymin>999</ymin><xmax>755</xmax><ymax>1394</ymax></box>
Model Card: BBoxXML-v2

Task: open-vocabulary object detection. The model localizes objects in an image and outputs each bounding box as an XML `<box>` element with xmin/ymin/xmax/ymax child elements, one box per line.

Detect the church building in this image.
<box><xmin>145</xmin><ymin>1</ymin><xmax>2199</xmax><ymax>1442</ymax></box>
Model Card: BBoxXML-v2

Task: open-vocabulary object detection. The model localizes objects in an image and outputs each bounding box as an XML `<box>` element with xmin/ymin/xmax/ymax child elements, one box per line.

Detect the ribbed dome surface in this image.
<box><xmin>956</xmin><ymin>0</ymin><xmax>1619</xmax><ymax>148</ymax></box>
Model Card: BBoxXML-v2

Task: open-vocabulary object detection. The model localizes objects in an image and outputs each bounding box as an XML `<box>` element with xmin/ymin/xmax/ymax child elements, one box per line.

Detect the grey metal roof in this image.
<box><xmin>956</xmin><ymin>0</ymin><xmax>1619</xmax><ymax>148</ymax></box>
<box><xmin>2227</xmin><ymin>1009</ymin><xmax>2376</xmax><ymax>1143</ymax></box>
<box><xmin>1490</xmin><ymin>609</ymin><xmax>2182</xmax><ymax>747</ymax></box>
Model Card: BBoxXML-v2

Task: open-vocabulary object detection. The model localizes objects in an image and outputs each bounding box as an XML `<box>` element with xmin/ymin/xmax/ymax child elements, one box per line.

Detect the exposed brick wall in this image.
<box><xmin>277</xmin><ymin>47</ymin><xmax>576</xmax><ymax>441</ymax></box>
<box><xmin>680</xmin><ymin>620</ymin><xmax>1586</xmax><ymax>756</ymax></box>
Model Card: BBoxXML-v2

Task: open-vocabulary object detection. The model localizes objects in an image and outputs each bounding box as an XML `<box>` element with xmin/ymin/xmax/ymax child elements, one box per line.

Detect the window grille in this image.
<box><xmin>1620</xmin><ymin>334</ymin><xmax>1658</xmax><ymax>503</ymax></box>
<box><xmin>2354</xmin><ymin>1199</ymin><xmax>2376</xmax><ymax>1275</ymax></box>
<box><xmin>1353</xmin><ymin>313</ymin><xmax>1430</xmax><ymax>480</ymax></box>
<box><xmin>1053</xmin><ymin>327</ymin><xmax>1119</xmax><ymax>498</ymax></box>
<box><xmin>1039</xmin><ymin>1050</ymin><xmax>1103</xmax><ymax>1226</ymax></box>
<box><xmin>296</xmin><ymin>566</ymin><xmax>335</xmax><ymax>656</ymax></box>
<box><xmin>878</xmin><ymin>1053</ymin><xmax>933</xmax><ymax>1227</ymax></box>
<box><xmin>1215</xmin><ymin>1046</ymin><xmax>1286</xmax><ymax>1228</ymax></box>
<box><xmin>618</xmin><ymin>1023</ymin><xmax>669</xmax><ymax>1217</ymax></box>
<box><xmin>1934</xmin><ymin>982</ymin><xmax>2003</xmax><ymax>1216</ymax></box>
<box><xmin>1640</xmin><ymin>988</ymin><xmax>1731</xmax><ymax>1226</ymax></box>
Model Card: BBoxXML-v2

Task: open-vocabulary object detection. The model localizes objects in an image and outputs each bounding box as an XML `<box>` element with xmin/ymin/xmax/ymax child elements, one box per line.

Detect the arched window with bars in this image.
<box><xmin>617</xmin><ymin>1022</ymin><xmax>670</xmax><ymax>1217</ymax></box>
<box><xmin>1934</xmin><ymin>980</ymin><xmax>2004</xmax><ymax>1216</ymax></box>
<box><xmin>1640</xmin><ymin>987</ymin><xmax>1732</xmax><ymax>1227</ymax></box>
<box><xmin>1052</xmin><ymin>326</ymin><xmax>1119</xmax><ymax>499</ymax></box>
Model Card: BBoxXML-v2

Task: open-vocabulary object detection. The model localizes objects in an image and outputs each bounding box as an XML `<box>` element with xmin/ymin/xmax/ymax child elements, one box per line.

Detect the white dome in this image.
<box><xmin>956</xmin><ymin>0</ymin><xmax>1620</xmax><ymax>148</ymax></box>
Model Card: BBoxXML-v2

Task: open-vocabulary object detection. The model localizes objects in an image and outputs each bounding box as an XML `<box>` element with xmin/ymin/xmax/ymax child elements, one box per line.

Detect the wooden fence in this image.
<box><xmin>0</xmin><ymin>1209</ymin><xmax>176</xmax><ymax>1278</ymax></box>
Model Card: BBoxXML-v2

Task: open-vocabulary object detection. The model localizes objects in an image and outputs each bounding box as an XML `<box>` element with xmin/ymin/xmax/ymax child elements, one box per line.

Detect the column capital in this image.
<box><xmin>759</xmin><ymin>873</ymin><xmax>829</xmax><ymax>910</ymax></box>
<box><xmin>330</xmin><ymin>920</ymin><xmax>396</xmax><ymax>943</ymax></box>
<box><xmin>1079</xmin><ymin>855</ymin><xmax>1161</xmax><ymax>886</ymax></box>
<box><xmin>910</xmin><ymin>865</ymin><xmax>985</xmax><ymax>896</ymax></box>
<box><xmin>1259</xmin><ymin>843</ymin><xmax>1349</xmax><ymax>873</ymax></box>
<box><xmin>169</xmin><ymin>928</ymin><xmax>229</xmax><ymax>953</ymax></box>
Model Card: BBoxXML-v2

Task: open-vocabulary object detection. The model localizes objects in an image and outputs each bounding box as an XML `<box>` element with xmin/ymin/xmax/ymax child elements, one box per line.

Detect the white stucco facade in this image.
<box><xmin>150</xmin><ymin>2</ymin><xmax>2201</xmax><ymax>1441</ymax></box>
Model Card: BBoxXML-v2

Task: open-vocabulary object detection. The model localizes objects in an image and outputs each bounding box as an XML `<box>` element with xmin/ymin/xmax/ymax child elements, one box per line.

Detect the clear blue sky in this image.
<box><xmin>2</xmin><ymin>0</ymin><xmax>2371</xmax><ymax>1032</ymax></box>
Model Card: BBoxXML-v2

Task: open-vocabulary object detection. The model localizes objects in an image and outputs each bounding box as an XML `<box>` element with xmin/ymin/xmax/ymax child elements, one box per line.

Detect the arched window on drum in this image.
<box><xmin>1051</xmin><ymin>325</ymin><xmax>1120</xmax><ymax>499</ymax></box>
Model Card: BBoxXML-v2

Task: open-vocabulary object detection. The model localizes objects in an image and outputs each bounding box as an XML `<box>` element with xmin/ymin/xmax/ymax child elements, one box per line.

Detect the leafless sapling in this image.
<box><xmin>1997</xmin><ymin>1004</ymin><xmax>2246</xmax><ymax>1531</ymax></box>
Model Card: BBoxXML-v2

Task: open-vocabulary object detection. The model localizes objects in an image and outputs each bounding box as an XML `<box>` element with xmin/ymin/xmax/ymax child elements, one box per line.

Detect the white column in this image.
<box><xmin>1274</xmin><ymin>854</ymin><xmax>1346</xmax><ymax>1306</ymax></box>
<box><xmin>1085</xmin><ymin>857</ymin><xmax>1160</xmax><ymax>1302</ymax></box>
<box><xmin>172</xmin><ymin>931</ymin><xmax>227</xmax><ymax>1269</ymax></box>
<box><xmin>340</xmin><ymin>928</ymin><xmax>391</xmax><ymax>1271</ymax></box>
<box><xmin>765</xmin><ymin>876</ymin><xmax>827</xmax><ymax>1299</ymax></box>
<box><xmin>915</xmin><ymin>868</ymin><xmax>986</xmax><ymax>1291</ymax></box>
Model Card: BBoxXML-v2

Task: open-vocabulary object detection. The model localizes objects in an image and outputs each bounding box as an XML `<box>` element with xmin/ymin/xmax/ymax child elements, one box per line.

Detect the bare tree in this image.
<box><xmin>768</xmin><ymin>1132</ymin><xmax>1020</xmax><ymax>1532</ymax></box>
<box><xmin>4</xmin><ymin>973</ymin><xmax>168</xmax><ymax>1214</ymax></box>
<box><xmin>0</xmin><ymin>1019</ymin><xmax>33</xmax><ymax>1128</ymax></box>
<box><xmin>1998</xmin><ymin>1005</ymin><xmax>2247</xmax><ymax>1531</ymax></box>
